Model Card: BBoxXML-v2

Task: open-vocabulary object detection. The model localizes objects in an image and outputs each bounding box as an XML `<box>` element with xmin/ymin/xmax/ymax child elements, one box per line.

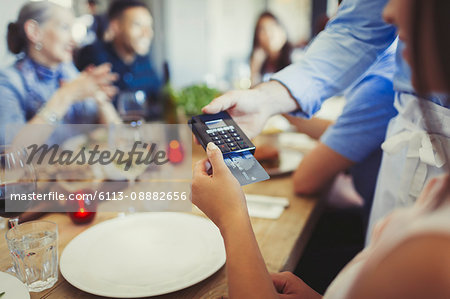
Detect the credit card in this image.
<box><xmin>224</xmin><ymin>151</ymin><xmax>270</xmax><ymax>186</ymax></box>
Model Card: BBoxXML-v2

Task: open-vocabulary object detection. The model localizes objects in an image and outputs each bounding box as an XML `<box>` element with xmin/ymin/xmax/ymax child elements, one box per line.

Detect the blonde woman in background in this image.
<box><xmin>0</xmin><ymin>1</ymin><xmax>121</xmax><ymax>145</ymax></box>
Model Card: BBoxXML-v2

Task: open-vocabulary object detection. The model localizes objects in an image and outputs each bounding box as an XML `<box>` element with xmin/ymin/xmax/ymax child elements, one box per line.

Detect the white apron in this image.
<box><xmin>366</xmin><ymin>92</ymin><xmax>450</xmax><ymax>243</ymax></box>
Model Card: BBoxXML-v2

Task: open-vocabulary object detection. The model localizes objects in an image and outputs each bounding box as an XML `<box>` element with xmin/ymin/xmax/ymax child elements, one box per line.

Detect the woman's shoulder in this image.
<box><xmin>0</xmin><ymin>62</ymin><xmax>21</xmax><ymax>79</ymax></box>
<box><xmin>0</xmin><ymin>62</ymin><xmax>26</xmax><ymax>91</ymax></box>
<box><xmin>347</xmin><ymin>233</ymin><xmax>450</xmax><ymax>299</ymax></box>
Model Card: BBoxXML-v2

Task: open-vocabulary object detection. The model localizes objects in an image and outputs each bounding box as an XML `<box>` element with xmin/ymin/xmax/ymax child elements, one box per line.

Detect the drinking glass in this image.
<box><xmin>0</xmin><ymin>146</ymin><xmax>36</xmax><ymax>218</ymax></box>
<box><xmin>5</xmin><ymin>221</ymin><xmax>58</xmax><ymax>292</ymax></box>
<box><xmin>116</xmin><ymin>90</ymin><xmax>147</xmax><ymax>126</ymax></box>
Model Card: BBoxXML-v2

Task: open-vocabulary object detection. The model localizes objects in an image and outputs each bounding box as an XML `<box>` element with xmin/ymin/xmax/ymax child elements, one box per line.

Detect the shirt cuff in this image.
<box><xmin>271</xmin><ymin>64</ymin><xmax>324</xmax><ymax>119</ymax></box>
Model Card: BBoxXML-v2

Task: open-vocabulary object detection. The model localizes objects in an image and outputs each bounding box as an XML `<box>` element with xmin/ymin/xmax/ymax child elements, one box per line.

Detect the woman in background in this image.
<box><xmin>250</xmin><ymin>12</ymin><xmax>293</xmax><ymax>86</ymax></box>
<box><xmin>192</xmin><ymin>0</ymin><xmax>450</xmax><ymax>297</ymax></box>
<box><xmin>0</xmin><ymin>1</ymin><xmax>120</xmax><ymax>145</ymax></box>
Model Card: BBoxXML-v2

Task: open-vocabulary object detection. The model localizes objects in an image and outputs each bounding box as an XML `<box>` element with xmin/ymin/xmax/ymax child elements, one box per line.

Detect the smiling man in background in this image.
<box><xmin>76</xmin><ymin>0</ymin><xmax>162</xmax><ymax>119</ymax></box>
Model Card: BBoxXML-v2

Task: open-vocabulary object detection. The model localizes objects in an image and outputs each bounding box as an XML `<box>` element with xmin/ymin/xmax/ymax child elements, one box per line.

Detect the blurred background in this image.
<box><xmin>0</xmin><ymin>0</ymin><xmax>339</xmax><ymax>90</ymax></box>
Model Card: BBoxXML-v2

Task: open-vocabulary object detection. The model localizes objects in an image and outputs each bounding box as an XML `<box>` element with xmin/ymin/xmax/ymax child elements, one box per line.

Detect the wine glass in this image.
<box><xmin>106</xmin><ymin>129</ymin><xmax>150</xmax><ymax>217</ymax></box>
<box><xmin>116</xmin><ymin>90</ymin><xmax>148</xmax><ymax>126</ymax></box>
<box><xmin>0</xmin><ymin>145</ymin><xmax>37</xmax><ymax>227</ymax></box>
<box><xmin>116</xmin><ymin>90</ymin><xmax>148</xmax><ymax>146</ymax></box>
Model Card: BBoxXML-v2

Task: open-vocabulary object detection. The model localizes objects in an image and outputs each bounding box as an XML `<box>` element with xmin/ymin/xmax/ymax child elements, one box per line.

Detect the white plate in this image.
<box><xmin>266</xmin><ymin>148</ymin><xmax>304</xmax><ymax>176</ymax></box>
<box><xmin>60</xmin><ymin>213</ymin><xmax>225</xmax><ymax>298</ymax></box>
<box><xmin>0</xmin><ymin>272</ymin><xmax>30</xmax><ymax>299</ymax></box>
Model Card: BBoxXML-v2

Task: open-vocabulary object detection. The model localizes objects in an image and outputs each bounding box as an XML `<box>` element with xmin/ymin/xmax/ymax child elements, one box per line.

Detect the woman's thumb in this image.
<box><xmin>206</xmin><ymin>142</ymin><xmax>227</xmax><ymax>174</ymax></box>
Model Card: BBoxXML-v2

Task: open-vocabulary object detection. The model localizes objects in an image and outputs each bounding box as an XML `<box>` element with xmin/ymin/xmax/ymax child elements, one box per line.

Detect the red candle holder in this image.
<box><xmin>68</xmin><ymin>189</ymin><xmax>97</xmax><ymax>224</ymax></box>
<box><xmin>167</xmin><ymin>139</ymin><xmax>184</xmax><ymax>164</ymax></box>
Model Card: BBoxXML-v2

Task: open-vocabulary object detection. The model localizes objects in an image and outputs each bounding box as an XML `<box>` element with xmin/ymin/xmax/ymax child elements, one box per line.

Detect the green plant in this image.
<box><xmin>171</xmin><ymin>84</ymin><xmax>221</xmax><ymax>116</ymax></box>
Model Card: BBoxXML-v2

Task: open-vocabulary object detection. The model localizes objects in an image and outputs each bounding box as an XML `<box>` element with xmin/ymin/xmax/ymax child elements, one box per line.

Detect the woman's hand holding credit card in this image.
<box><xmin>189</xmin><ymin>112</ymin><xmax>269</xmax><ymax>186</ymax></box>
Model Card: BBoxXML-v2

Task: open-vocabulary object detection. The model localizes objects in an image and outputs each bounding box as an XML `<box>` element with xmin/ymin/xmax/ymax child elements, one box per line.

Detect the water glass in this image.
<box><xmin>1</xmin><ymin>145</ymin><xmax>37</xmax><ymax>218</ymax></box>
<box><xmin>5</xmin><ymin>221</ymin><xmax>58</xmax><ymax>292</ymax></box>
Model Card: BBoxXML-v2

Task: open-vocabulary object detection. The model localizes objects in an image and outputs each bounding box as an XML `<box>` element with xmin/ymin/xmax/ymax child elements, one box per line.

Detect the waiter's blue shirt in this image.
<box><xmin>320</xmin><ymin>43</ymin><xmax>397</xmax><ymax>163</ymax></box>
<box><xmin>272</xmin><ymin>0</ymin><xmax>448</xmax><ymax>117</ymax></box>
<box><xmin>320</xmin><ymin>45</ymin><xmax>397</xmax><ymax>203</ymax></box>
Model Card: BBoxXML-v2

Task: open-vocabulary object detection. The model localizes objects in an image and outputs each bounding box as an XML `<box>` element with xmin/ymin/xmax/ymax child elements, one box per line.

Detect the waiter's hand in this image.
<box><xmin>192</xmin><ymin>142</ymin><xmax>248</xmax><ymax>230</ymax></box>
<box><xmin>202</xmin><ymin>81</ymin><xmax>299</xmax><ymax>139</ymax></box>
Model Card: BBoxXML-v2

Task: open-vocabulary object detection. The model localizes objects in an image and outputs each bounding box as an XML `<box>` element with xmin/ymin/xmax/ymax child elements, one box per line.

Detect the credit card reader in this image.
<box><xmin>189</xmin><ymin>111</ymin><xmax>269</xmax><ymax>186</ymax></box>
<box><xmin>189</xmin><ymin>111</ymin><xmax>256</xmax><ymax>155</ymax></box>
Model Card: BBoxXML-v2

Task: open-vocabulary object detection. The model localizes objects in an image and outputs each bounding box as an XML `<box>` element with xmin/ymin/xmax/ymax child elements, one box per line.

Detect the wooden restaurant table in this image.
<box><xmin>0</xmin><ymin>143</ymin><xmax>325</xmax><ymax>299</ymax></box>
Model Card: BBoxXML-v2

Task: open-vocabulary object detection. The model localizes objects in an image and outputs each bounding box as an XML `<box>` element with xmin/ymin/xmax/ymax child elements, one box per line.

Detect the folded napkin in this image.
<box><xmin>245</xmin><ymin>194</ymin><xmax>289</xmax><ymax>219</ymax></box>
<box><xmin>191</xmin><ymin>194</ymin><xmax>290</xmax><ymax>220</ymax></box>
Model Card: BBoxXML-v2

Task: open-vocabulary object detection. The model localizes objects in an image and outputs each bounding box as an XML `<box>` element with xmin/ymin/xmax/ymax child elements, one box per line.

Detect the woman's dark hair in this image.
<box><xmin>251</xmin><ymin>11</ymin><xmax>293</xmax><ymax>75</ymax></box>
<box><xmin>410</xmin><ymin>0</ymin><xmax>450</xmax><ymax>95</ymax></box>
<box><xmin>410</xmin><ymin>0</ymin><xmax>450</xmax><ymax>195</ymax></box>
<box><xmin>7</xmin><ymin>1</ymin><xmax>56</xmax><ymax>54</ymax></box>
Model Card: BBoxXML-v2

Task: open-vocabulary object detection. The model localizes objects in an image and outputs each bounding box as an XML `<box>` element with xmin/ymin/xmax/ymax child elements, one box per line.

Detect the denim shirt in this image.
<box><xmin>271</xmin><ymin>0</ymin><xmax>447</xmax><ymax>118</ymax></box>
<box><xmin>0</xmin><ymin>56</ymin><xmax>98</xmax><ymax>144</ymax></box>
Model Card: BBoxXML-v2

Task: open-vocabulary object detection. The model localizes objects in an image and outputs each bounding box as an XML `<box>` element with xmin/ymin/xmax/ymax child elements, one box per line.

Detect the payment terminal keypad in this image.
<box><xmin>188</xmin><ymin>111</ymin><xmax>256</xmax><ymax>155</ymax></box>
<box><xmin>204</xmin><ymin>127</ymin><xmax>247</xmax><ymax>153</ymax></box>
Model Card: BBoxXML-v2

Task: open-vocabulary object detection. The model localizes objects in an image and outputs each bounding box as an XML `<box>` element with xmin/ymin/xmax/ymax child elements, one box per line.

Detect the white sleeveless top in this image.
<box><xmin>324</xmin><ymin>174</ymin><xmax>450</xmax><ymax>298</ymax></box>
